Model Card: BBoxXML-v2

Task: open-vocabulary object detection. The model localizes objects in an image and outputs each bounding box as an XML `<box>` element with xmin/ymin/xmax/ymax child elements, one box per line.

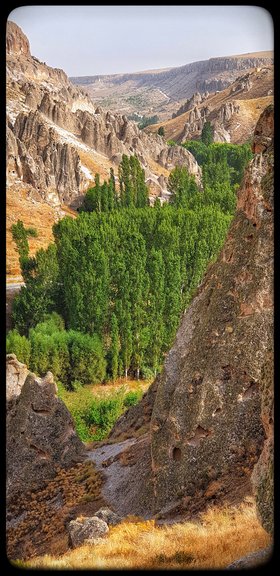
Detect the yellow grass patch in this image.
<box><xmin>19</xmin><ymin>498</ymin><xmax>271</xmax><ymax>570</ymax></box>
<box><xmin>87</xmin><ymin>377</ymin><xmax>152</xmax><ymax>399</ymax></box>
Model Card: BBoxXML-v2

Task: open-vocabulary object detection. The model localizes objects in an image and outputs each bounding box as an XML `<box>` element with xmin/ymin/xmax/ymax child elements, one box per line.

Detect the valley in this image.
<box><xmin>6</xmin><ymin>12</ymin><xmax>274</xmax><ymax>571</ymax></box>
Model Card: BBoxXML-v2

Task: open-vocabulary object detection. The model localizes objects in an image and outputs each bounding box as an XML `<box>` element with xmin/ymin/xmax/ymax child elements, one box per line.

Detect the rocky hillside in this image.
<box><xmin>106</xmin><ymin>105</ymin><xmax>274</xmax><ymax>522</ymax></box>
<box><xmin>6</xmin><ymin>21</ymin><xmax>201</xmax><ymax>277</ymax></box>
<box><xmin>72</xmin><ymin>51</ymin><xmax>273</xmax><ymax>120</ymax></box>
<box><xmin>147</xmin><ymin>65</ymin><xmax>273</xmax><ymax>144</ymax></box>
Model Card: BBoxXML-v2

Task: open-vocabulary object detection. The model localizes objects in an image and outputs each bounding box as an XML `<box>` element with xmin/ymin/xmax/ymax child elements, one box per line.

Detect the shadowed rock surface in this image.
<box><xmin>6</xmin><ymin>360</ymin><xmax>85</xmax><ymax>502</ymax></box>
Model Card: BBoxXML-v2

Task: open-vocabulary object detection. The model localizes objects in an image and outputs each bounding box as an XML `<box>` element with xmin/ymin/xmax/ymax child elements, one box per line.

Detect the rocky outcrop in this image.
<box><xmin>94</xmin><ymin>507</ymin><xmax>123</xmax><ymax>526</ymax></box>
<box><xmin>251</xmin><ymin>346</ymin><xmax>274</xmax><ymax>535</ymax></box>
<box><xmin>10</xmin><ymin>110</ymin><xmax>84</xmax><ymax>205</ymax></box>
<box><xmin>172</xmin><ymin>92</ymin><xmax>206</xmax><ymax>119</ymax></box>
<box><xmin>109</xmin><ymin>106</ymin><xmax>273</xmax><ymax>519</ymax></box>
<box><xmin>149</xmin><ymin>105</ymin><xmax>273</xmax><ymax>514</ymax></box>
<box><xmin>6</xmin><ymin>354</ymin><xmax>29</xmax><ymax>404</ymax></box>
<box><xmin>6</xmin><ymin>21</ymin><xmax>201</xmax><ymax>206</ymax></box>
<box><xmin>6</xmin><ymin>362</ymin><xmax>85</xmax><ymax>501</ymax></box>
<box><xmin>6</xmin><ymin>21</ymin><xmax>30</xmax><ymax>57</ymax></box>
<box><xmin>217</xmin><ymin>101</ymin><xmax>240</xmax><ymax>123</ymax></box>
<box><xmin>68</xmin><ymin>516</ymin><xmax>109</xmax><ymax>548</ymax></box>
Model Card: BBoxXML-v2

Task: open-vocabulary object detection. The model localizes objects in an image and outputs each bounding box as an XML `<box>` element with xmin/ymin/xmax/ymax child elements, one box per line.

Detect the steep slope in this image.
<box><xmin>72</xmin><ymin>51</ymin><xmax>273</xmax><ymax>121</ymax></box>
<box><xmin>6</xmin><ymin>21</ymin><xmax>200</xmax><ymax>278</ymax></box>
<box><xmin>146</xmin><ymin>66</ymin><xmax>273</xmax><ymax>144</ymax></box>
<box><xmin>107</xmin><ymin>105</ymin><xmax>274</xmax><ymax>520</ymax></box>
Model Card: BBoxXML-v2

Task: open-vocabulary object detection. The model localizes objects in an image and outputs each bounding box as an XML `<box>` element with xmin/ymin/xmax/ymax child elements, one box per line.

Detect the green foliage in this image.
<box><xmin>6</xmin><ymin>314</ymin><xmax>106</xmax><ymax>388</ymax></box>
<box><xmin>138</xmin><ymin>115</ymin><xmax>159</xmax><ymax>130</ymax></box>
<box><xmin>158</xmin><ymin>126</ymin><xmax>165</xmax><ymax>136</ymax></box>
<box><xmin>168</xmin><ymin>166</ymin><xmax>200</xmax><ymax>209</ymax></box>
<box><xmin>67</xmin><ymin>330</ymin><xmax>106</xmax><ymax>386</ymax></box>
<box><xmin>123</xmin><ymin>389</ymin><xmax>143</xmax><ymax>407</ymax></box>
<box><xmin>167</xmin><ymin>140</ymin><xmax>177</xmax><ymax>147</ymax></box>
<box><xmin>201</xmin><ymin>121</ymin><xmax>213</xmax><ymax>146</ymax></box>
<box><xmin>6</xmin><ymin>329</ymin><xmax>31</xmax><ymax>365</ymax></box>
<box><xmin>12</xmin><ymin>244</ymin><xmax>59</xmax><ymax>335</ymax></box>
<box><xmin>57</xmin><ymin>384</ymin><xmax>143</xmax><ymax>442</ymax></box>
<box><xmin>182</xmin><ymin>140</ymin><xmax>209</xmax><ymax>165</ymax></box>
<box><xmin>53</xmin><ymin>203</ymin><xmax>230</xmax><ymax>379</ymax></box>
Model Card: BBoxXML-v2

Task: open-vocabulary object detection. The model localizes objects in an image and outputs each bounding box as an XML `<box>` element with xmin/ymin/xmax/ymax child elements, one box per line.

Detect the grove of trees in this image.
<box><xmin>8</xmin><ymin>146</ymin><xmax>252</xmax><ymax>386</ymax></box>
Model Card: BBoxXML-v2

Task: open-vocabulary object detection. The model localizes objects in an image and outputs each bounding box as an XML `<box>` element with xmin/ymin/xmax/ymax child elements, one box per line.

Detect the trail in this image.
<box><xmin>87</xmin><ymin>438</ymin><xmax>136</xmax><ymax>514</ymax></box>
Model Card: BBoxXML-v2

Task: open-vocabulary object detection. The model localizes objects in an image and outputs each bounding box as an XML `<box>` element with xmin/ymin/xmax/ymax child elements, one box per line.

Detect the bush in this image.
<box><xmin>123</xmin><ymin>390</ymin><xmax>143</xmax><ymax>407</ymax></box>
<box><xmin>58</xmin><ymin>384</ymin><xmax>143</xmax><ymax>442</ymax></box>
<box><xmin>6</xmin><ymin>329</ymin><xmax>31</xmax><ymax>365</ymax></box>
<box><xmin>67</xmin><ymin>330</ymin><xmax>106</xmax><ymax>386</ymax></box>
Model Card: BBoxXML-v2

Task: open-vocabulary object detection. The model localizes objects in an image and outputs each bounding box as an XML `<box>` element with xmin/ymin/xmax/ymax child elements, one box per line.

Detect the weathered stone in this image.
<box><xmin>6</xmin><ymin>360</ymin><xmax>85</xmax><ymax>501</ymax></box>
<box><xmin>6</xmin><ymin>354</ymin><xmax>29</xmax><ymax>404</ymax></box>
<box><xmin>6</xmin><ymin>21</ymin><xmax>30</xmax><ymax>57</ymax></box>
<box><xmin>251</xmin><ymin>344</ymin><xmax>274</xmax><ymax>534</ymax></box>
<box><xmin>94</xmin><ymin>507</ymin><xmax>123</xmax><ymax>526</ymax></box>
<box><xmin>68</xmin><ymin>516</ymin><xmax>109</xmax><ymax>548</ymax></box>
<box><xmin>227</xmin><ymin>546</ymin><xmax>273</xmax><ymax>569</ymax></box>
<box><xmin>6</xmin><ymin>21</ymin><xmax>202</xmax><ymax>206</ymax></box>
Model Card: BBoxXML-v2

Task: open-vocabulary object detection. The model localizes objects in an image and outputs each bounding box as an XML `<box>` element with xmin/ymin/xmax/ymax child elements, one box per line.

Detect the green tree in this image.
<box><xmin>109</xmin><ymin>313</ymin><xmax>120</xmax><ymax>381</ymax></box>
<box><xmin>158</xmin><ymin>126</ymin><xmax>165</xmax><ymax>136</ymax></box>
<box><xmin>6</xmin><ymin>329</ymin><xmax>31</xmax><ymax>365</ymax></box>
<box><xmin>201</xmin><ymin>121</ymin><xmax>213</xmax><ymax>146</ymax></box>
<box><xmin>168</xmin><ymin>166</ymin><xmax>200</xmax><ymax>208</ymax></box>
<box><xmin>12</xmin><ymin>244</ymin><xmax>59</xmax><ymax>335</ymax></box>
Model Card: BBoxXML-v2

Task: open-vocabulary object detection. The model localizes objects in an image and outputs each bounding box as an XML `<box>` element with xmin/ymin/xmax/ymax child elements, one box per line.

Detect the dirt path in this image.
<box><xmin>87</xmin><ymin>438</ymin><xmax>137</xmax><ymax>515</ymax></box>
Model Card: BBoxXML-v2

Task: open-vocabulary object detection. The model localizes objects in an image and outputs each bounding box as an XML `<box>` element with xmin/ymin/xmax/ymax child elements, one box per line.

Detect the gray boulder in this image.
<box><xmin>94</xmin><ymin>507</ymin><xmax>123</xmax><ymax>526</ymax></box>
<box><xmin>68</xmin><ymin>516</ymin><xmax>109</xmax><ymax>548</ymax></box>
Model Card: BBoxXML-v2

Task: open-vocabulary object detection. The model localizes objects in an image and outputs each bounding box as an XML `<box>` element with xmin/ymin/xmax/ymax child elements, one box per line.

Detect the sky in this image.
<box><xmin>8</xmin><ymin>5</ymin><xmax>273</xmax><ymax>77</ymax></box>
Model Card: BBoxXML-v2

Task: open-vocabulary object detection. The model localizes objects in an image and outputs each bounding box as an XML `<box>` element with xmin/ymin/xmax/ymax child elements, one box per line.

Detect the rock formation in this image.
<box><xmin>150</xmin><ymin>104</ymin><xmax>273</xmax><ymax>514</ymax></box>
<box><xmin>109</xmin><ymin>105</ymin><xmax>273</xmax><ymax>520</ymax></box>
<box><xmin>6</xmin><ymin>20</ymin><xmax>201</xmax><ymax>210</ymax></box>
<box><xmin>6</xmin><ymin>359</ymin><xmax>85</xmax><ymax>502</ymax></box>
<box><xmin>6</xmin><ymin>353</ymin><xmax>29</xmax><ymax>404</ymax></box>
<box><xmin>147</xmin><ymin>66</ymin><xmax>273</xmax><ymax>145</ymax></box>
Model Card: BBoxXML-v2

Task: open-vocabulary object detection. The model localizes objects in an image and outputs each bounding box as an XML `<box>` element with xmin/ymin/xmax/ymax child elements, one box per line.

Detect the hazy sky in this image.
<box><xmin>8</xmin><ymin>6</ymin><xmax>273</xmax><ymax>77</ymax></box>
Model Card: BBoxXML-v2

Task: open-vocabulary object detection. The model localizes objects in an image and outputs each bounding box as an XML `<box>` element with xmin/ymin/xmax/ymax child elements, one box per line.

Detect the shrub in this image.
<box><xmin>123</xmin><ymin>390</ymin><xmax>143</xmax><ymax>407</ymax></box>
<box><xmin>67</xmin><ymin>330</ymin><xmax>106</xmax><ymax>386</ymax></box>
<box><xmin>6</xmin><ymin>329</ymin><xmax>31</xmax><ymax>365</ymax></box>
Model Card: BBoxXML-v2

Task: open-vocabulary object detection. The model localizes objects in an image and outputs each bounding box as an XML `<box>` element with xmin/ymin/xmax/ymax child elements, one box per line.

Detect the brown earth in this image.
<box><xmin>146</xmin><ymin>67</ymin><xmax>273</xmax><ymax>144</ymax></box>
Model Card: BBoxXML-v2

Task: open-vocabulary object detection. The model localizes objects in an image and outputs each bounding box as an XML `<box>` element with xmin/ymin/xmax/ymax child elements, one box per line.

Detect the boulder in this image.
<box><xmin>94</xmin><ymin>507</ymin><xmax>123</xmax><ymax>526</ymax></box>
<box><xmin>68</xmin><ymin>516</ymin><xmax>109</xmax><ymax>548</ymax></box>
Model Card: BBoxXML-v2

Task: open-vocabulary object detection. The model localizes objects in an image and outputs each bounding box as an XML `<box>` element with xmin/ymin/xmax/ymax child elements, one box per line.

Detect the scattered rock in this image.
<box><xmin>68</xmin><ymin>516</ymin><xmax>109</xmax><ymax>548</ymax></box>
<box><xmin>227</xmin><ymin>546</ymin><xmax>273</xmax><ymax>569</ymax></box>
<box><xmin>94</xmin><ymin>507</ymin><xmax>123</xmax><ymax>526</ymax></box>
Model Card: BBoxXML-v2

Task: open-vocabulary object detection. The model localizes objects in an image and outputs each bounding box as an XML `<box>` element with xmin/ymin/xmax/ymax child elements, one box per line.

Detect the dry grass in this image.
<box><xmin>87</xmin><ymin>377</ymin><xmax>152</xmax><ymax>399</ymax></box>
<box><xmin>18</xmin><ymin>498</ymin><xmax>271</xmax><ymax>570</ymax></box>
<box><xmin>7</xmin><ymin>461</ymin><xmax>105</xmax><ymax>561</ymax></box>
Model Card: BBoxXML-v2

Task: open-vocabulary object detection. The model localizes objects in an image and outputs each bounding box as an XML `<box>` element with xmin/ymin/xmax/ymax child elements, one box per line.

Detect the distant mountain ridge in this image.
<box><xmin>71</xmin><ymin>51</ymin><xmax>273</xmax><ymax>119</ymax></box>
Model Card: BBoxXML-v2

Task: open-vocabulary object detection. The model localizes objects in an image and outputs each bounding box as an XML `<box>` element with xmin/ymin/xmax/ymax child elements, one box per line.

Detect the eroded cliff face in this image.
<box><xmin>6</xmin><ymin>357</ymin><xmax>85</xmax><ymax>502</ymax></box>
<box><xmin>6</xmin><ymin>21</ymin><xmax>201</xmax><ymax>210</ymax></box>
